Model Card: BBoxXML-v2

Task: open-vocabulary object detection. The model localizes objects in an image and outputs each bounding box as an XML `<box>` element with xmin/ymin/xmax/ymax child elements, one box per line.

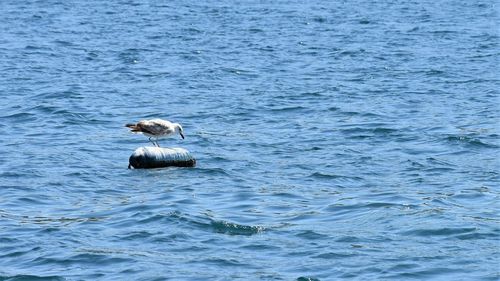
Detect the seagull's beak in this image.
<box><xmin>180</xmin><ymin>132</ymin><xmax>185</xmax><ymax>139</ymax></box>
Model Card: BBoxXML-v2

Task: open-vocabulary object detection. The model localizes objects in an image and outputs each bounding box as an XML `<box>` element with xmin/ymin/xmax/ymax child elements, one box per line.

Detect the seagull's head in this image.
<box><xmin>174</xmin><ymin>123</ymin><xmax>185</xmax><ymax>139</ymax></box>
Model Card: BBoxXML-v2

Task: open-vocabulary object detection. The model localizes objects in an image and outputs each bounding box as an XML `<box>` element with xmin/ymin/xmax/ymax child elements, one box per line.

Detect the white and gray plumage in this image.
<box><xmin>125</xmin><ymin>119</ymin><xmax>184</xmax><ymax>147</ymax></box>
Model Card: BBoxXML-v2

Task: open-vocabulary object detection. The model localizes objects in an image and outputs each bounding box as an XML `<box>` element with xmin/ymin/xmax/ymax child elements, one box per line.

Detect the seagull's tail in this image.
<box><xmin>125</xmin><ymin>123</ymin><xmax>140</xmax><ymax>132</ymax></box>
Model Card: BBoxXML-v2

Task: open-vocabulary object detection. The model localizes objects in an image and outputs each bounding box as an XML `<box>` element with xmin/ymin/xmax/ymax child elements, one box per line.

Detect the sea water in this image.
<box><xmin>0</xmin><ymin>1</ymin><xmax>498</xmax><ymax>280</ymax></box>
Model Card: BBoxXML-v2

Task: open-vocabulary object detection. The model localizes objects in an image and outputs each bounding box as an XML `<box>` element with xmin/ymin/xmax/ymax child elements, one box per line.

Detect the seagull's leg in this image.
<box><xmin>150</xmin><ymin>137</ymin><xmax>158</xmax><ymax>147</ymax></box>
<box><xmin>155</xmin><ymin>139</ymin><xmax>161</xmax><ymax>147</ymax></box>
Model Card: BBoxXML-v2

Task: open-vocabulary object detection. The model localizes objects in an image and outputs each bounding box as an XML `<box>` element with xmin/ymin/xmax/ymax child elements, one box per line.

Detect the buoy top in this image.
<box><xmin>129</xmin><ymin>146</ymin><xmax>195</xmax><ymax>169</ymax></box>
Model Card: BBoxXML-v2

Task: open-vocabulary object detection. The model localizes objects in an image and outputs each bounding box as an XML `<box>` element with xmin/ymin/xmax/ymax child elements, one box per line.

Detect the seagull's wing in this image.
<box><xmin>138</xmin><ymin>119</ymin><xmax>174</xmax><ymax>135</ymax></box>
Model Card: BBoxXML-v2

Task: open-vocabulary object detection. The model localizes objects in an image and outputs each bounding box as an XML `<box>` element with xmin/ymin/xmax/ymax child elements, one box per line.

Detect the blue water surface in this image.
<box><xmin>0</xmin><ymin>1</ymin><xmax>499</xmax><ymax>280</ymax></box>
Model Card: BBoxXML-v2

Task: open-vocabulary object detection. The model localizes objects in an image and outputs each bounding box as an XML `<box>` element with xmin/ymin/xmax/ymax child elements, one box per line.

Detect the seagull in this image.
<box><xmin>125</xmin><ymin>119</ymin><xmax>184</xmax><ymax>147</ymax></box>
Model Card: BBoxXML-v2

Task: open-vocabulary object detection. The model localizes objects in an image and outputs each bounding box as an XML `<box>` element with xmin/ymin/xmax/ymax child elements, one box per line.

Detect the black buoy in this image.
<box><xmin>128</xmin><ymin>147</ymin><xmax>196</xmax><ymax>169</ymax></box>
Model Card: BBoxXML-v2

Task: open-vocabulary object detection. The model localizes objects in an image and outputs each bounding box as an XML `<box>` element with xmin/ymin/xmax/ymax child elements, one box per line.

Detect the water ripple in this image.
<box><xmin>0</xmin><ymin>0</ymin><xmax>498</xmax><ymax>280</ymax></box>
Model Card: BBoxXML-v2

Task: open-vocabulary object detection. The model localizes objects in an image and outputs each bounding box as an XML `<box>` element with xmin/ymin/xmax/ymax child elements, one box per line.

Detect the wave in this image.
<box><xmin>0</xmin><ymin>275</ymin><xmax>65</xmax><ymax>281</ymax></box>
<box><xmin>400</xmin><ymin>227</ymin><xmax>477</xmax><ymax>237</ymax></box>
<box><xmin>444</xmin><ymin>135</ymin><xmax>498</xmax><ymax>149</ymax></box>
<box><xmin>132</xmin><ymin>211</ymin><xmax>265</xmax><ymax>236</ymax></box>
<box><xmin>0</xmin><ymin>112</ymin><xmax>37</xmax><ymax>122</ymax></box>
<box><xmin>203</xmin><ymin>219</ymin><xmax>264</xmax><ymax>236</ymax></box>
<box><xmin>309</xmin><ymin>172</ymin><xmax>362</xmax><ymax>182</ymax></box>
<box><xmin>268</xmin><ymin>105</ymin><xmax>310</xmax><ymax>113</ymax></box>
